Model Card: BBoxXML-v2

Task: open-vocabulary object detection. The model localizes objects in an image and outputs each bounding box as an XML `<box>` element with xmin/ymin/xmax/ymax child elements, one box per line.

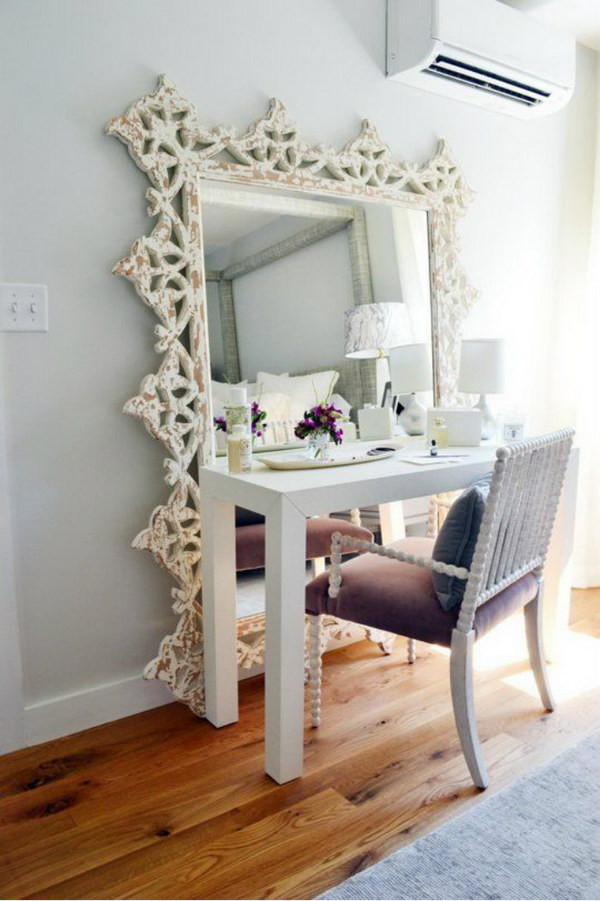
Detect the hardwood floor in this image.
<box><xmin>1</xmin><ymin>590</ymin><xmax>599</xmax><ymax>900</ymax></box>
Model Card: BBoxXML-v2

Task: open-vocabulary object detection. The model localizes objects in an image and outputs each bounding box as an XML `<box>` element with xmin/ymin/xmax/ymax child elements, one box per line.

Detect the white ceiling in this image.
<box><xmin>505</xmin><ymin>0</ymin><xmax>600</xmax><ymax>51</ymax></box>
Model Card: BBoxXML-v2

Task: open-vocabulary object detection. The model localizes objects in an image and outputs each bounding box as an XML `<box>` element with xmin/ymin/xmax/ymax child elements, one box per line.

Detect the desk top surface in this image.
<box><xmin>199</xmin><ymin>440</ymin><xmax>499</xmax><ymax>515</ymax></box>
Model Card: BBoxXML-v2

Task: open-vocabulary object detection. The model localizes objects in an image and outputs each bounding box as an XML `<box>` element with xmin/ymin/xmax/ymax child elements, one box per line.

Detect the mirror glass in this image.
<box><xmin>199</xmin><ymin>180</ymin><xmax>433</xmax><ymax>620</ymax></box>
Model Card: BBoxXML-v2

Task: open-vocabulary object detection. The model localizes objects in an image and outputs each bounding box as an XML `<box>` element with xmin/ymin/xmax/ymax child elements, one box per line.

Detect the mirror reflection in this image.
<box><xmin>199</xmin><ymin>181</ymin><xmax>434</xmax><ymax>620</ymax></box>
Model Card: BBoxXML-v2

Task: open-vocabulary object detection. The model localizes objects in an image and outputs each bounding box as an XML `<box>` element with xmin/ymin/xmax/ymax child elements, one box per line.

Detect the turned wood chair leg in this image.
<box><xmin>308</xmin><ymin>615</ymin><xmax>323</xmax><ymax>728</ymax></box>
<box><xmin>524</xmin><ymin>579</ymin><xmax>556</xmax><ymax>712</ymax></box>
<box><xmin>450</xmin><ymin>628</ymin><xmax>489</xmax><ymax>789</ymax></box>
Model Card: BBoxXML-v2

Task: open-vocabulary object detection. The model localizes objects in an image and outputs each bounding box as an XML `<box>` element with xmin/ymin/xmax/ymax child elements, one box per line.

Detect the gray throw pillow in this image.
<box><xmin>432</xmin><ymin>476</ymin><xmax>492</xmax><ymax>611</ymax></box>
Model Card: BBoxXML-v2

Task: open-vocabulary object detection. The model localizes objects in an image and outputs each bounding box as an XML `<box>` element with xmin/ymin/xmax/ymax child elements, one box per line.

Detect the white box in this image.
<box><xmin>358</xmin><ymin>406</ymin><xmax>395</xmax><ymax>440</ymax></box>
<box><xmin>426</xmin><ymin>407</ymin><xmax>482</xmax><ymax>446</ymax></box>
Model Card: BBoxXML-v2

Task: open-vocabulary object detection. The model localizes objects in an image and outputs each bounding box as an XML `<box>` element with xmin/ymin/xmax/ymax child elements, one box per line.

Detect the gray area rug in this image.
<box><xmin>321</xmin><ymin>731</ymin><xmax>600</xmax><ymax>900</ymax></box>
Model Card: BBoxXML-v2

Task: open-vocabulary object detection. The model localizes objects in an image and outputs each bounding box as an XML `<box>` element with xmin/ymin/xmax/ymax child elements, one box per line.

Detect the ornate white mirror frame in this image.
<box><xmin>107</xmin><ymin>75</ymin><xmax>478</xmax><ymax>717</ymax></box>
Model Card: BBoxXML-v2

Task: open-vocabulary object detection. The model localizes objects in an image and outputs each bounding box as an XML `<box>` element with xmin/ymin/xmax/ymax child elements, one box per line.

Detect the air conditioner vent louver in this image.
<box><xmin>424</xmin><ymin>55</ymin><xmax>550</xmax><ymax>107</ymax></box>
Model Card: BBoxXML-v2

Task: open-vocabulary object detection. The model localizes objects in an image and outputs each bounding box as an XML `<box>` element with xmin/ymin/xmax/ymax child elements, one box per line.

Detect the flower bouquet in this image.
<box><xmin>294</xmin><ymin>402</ymin><xmax>347</xmax><ymax>460</ymax></box>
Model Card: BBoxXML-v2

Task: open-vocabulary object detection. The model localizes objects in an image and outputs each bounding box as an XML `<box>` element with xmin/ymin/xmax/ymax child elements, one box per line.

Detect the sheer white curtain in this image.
<box><xmin>571</xmin><ymin>130</ymin><xmax>600</xmax><ymax>588</ymax></box>
<box><xmin>550</xmin><ymin>65</ymin><xmax>600</xmax><ymax>587</ymax></box>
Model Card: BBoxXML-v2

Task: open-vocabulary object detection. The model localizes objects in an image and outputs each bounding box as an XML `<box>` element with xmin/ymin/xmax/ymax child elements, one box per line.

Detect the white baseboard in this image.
<box><xmin>21</xmin><ymin>633</ymin><xmax>367</xmax><ymax>748</ymax></box>
<box><xmin>21</xmin><ymin>666</ymin><xmax>270</xmax><ymax>748</ymax></box>
<box><xmin>23</xmin><ymin>675</ymin><xmax>174</xmax><ymax>747</ymax></box>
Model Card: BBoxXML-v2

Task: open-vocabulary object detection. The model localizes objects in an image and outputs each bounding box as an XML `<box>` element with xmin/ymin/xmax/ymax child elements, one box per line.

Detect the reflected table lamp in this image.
<box><xmin>389</xmin><ymin>342</ymin><xmax>432</xmax><ymax>436</ymax></box>
<box><xmin>344</xmin><ymin>302</ymin><xmax>412</xmax><ymax>401</ymax></box>
<box><xmin>458</xmin><ymin>339</ymin><xmax>506</xmax><ymax>440</ymax></box>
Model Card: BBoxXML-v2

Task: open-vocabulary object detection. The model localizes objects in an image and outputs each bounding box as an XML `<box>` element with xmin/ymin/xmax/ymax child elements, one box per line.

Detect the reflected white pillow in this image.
<box><xmin>249</xmin><ymin>392</ymin><xmax>291</xmax><ymax>423</ymax></box>
<box><xmin>331</xmin><ymin>393</ymin><xmax>352</xmax><ymax>417</ymax></box>
<box><xmin>256</xmin><ymin>371</ymin><xmax>340</xmax><ymax>420</ymax></box>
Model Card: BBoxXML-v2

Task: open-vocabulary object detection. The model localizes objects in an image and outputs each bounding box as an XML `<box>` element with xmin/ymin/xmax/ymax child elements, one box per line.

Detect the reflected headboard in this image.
<box><xmin>288</xmin><ymin>360</ymin><xmax>374</xmax><ymax>417</ymax></box>
<box><xmin>207</xmin><ymin>203</ymin><xmax>378</xmax><ymax>417</ymax></box>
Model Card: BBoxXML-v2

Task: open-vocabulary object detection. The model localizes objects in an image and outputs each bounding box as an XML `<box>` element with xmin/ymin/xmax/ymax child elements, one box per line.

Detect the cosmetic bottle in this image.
<box><xmin>224</xmin><ymin>386</ymin><xmax>251</xmax><ymax>435</ymax></box>
<box><xmin>227</xmin><ymin>424</ymin><xmax>252</xmax><ymax>474</ymax></box>
<box><xmin>431</xmin><ymin>416</ymin><xmax>449</xmax><ymax>448</ymax></box>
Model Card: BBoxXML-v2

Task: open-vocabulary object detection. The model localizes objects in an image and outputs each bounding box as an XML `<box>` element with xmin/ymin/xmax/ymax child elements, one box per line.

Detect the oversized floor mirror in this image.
<box><xmin>108</xmin><ymin>76</ymin><xmax>478</xmax><ymax>716</ymax></box>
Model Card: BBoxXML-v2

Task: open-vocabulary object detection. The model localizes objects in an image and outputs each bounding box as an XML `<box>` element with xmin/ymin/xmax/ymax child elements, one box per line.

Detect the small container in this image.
<box><xmin>429</xmin><ymin>439</ymin><xmax>438</xmax><ymax>457</ymax></box>
<box><xmin>358</xmin><ymin>404</ymin><xmax>395</xmax><ymax>440</ymax></box>
<box><xmin>501</xmin><ymin>408</ymin><xmax>527</xmax><ymax>443</ymax></box>
<box><xmin>227</xmin><ymin>424</ymin><xmax>252</xmax><ymax>473</ymax></box>
<box><xmin>431</xmin><ymin>416</ymin><xmax>449</xmax><ymax>448</ymax></box>
<box><xmin>224</xmin><ymin>386</ymin><xmax>251</xmax><ymax>435</ymax></box>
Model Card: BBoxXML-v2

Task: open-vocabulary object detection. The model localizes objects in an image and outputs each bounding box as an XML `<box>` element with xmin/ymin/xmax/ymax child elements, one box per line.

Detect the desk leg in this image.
<box><xmin>265</xmin><ymin>497</ymin><xmax>306</xmax><ymax>783</ymax></box>
<box><xmin>544</xmin><ymin>450</ymin><xmax>579</xmax><ymax>661</ymax></box>
<box><xmin>202</xmin><ymin>494</ymin><xmax>239</xmax><ymax>727</ymax></box>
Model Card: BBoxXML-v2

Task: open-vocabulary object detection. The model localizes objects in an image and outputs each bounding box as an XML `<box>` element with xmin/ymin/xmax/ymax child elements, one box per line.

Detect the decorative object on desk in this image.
<box><xmin>458</xmin><ymin>339</ymin><xmax>506</xmax><ymax>440</ymax></box>
<box><xmin>344</xmin><ymin>302</ymin><xmax>411</xmax><ymax>360</ymax></box>
<box><xmin>389</xmin><ymin>342</ymin><xmax>432</xmax><ymax>436</ymax></box>
<box><xmin>426</xmin><ymin>407</ymin><xmax>482</xmax><ymax>447</ymax></box>
<box><xmin>224</xmin><ymin>385</ymin><xmax>252</xmax><ymax>435</ymax></box>
<box><xmin>215</xmin><ymin>399</ymin><xmax>268</xmax><ymax>442</ymax></box>
<box><xmin>501</xmin><ymin>408</ymin><xmax>527</xmax><ymax>442</ymax></box>
<box><xmin>431</xmin><ymin>415</ymin><xmax>449</xmax><ymax>448</ymax></box>
<box><xmin>259</xmin><ymin>447</ymin><xmax>396</xmax><ymax>470</ymax></box>
<box><xmin>294</xmin><ymin>401</ymin><xmax>347</xmax><ymax>460</ymax></box>
<box><xmin>227</xmin><ymin>424</ymin><xmax>252</xmax><ymax>474</ymax></box>
<box><xmin>381</xmin><ymin>380</ymin><xmax>393</xmax><ymax>409</ymax></box>
<box><xmin>381</xmin><ymin>380</ymin><xmax>404</xmax><ymax>419</ymax></box>
<box><xmin>358</xmin><ymin>404</ymin><xmax>395</xmax><ymax>441</ymax></box>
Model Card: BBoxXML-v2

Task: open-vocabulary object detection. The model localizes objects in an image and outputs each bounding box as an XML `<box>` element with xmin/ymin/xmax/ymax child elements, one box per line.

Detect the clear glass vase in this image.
<box><xmin>307</xmin><ymin>432</ymin><xmax>331</xmax><ymax>461</ymax></box>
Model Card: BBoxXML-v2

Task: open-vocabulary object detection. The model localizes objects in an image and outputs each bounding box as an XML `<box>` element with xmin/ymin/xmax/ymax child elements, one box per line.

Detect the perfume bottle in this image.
<box><xmin>431</xmin><ymin>416</ymin><xmax>449</xmax><ymax>448</ymax></box>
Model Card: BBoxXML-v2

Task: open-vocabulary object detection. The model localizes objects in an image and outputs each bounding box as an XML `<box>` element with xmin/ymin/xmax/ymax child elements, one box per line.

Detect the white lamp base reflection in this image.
<box><xmin>398</xmin><ymin>393</ymin><xmax>427</xmax><ymax>436</ymax></box>
<box><xmin>475</xmin><ymin>393</ymin><xmax>496</xmax><ymax>441</ymax></box>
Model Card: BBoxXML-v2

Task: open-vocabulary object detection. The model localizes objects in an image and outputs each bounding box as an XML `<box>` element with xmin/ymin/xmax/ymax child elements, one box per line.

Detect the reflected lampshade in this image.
<box><xmin>389</xmin><ymin>342</ymin><xmax>432</xmax><ymax>394</ymax></box>
<box><xmin>458</xmin><ymin>339</ymin><xmax>506</xmax><ymax>395</ymax></box>
<box><xmin>344</xmin><ymin>302</ymin><xmax>411</xmax><ymax>359</ymax></box>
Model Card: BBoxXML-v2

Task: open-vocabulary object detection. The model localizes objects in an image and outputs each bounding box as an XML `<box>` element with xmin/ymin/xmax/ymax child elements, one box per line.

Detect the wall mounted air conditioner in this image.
<box><xmin>386</xmin><ymin>0</ymin><xmax>575</xmax><ymax>118</ymax></box>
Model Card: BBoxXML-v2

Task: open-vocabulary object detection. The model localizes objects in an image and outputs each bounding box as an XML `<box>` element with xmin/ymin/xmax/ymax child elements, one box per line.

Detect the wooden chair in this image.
<box><xmin>305</xmin><ymin>429</ymin><xmax>574</xmax><ymax>789</ymax></box>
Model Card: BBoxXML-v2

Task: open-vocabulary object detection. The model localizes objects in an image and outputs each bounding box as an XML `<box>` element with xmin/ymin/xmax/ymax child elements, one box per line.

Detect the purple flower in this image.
<box><xmin>293</xmin><ymin>400</ymin><xmax>348</xmax><ymax>445</ymax></box>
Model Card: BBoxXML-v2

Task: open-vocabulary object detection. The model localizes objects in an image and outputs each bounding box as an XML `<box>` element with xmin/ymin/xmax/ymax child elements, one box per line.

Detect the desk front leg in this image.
<box><xmin>202</xmin><ymin>494</ymin><xmax>239</xmax><ymax>728</ymax></box>
<box><xmin>265</xmin><ymin>496</ymin><xmax>307</xmax><ymax>783</ymax></box>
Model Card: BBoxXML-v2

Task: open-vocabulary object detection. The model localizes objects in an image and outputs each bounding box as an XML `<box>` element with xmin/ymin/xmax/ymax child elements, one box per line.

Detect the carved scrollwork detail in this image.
<box><xmin>108</xmin><ymin>75</ymin><xmax>477</xmax><ymax>716</ymax></box>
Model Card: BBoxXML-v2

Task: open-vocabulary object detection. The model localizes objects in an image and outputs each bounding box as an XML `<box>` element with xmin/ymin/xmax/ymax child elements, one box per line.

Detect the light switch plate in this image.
<box><xmin>0</xmin><ymin>284</ymin><xmax>49</xmax><ymax>332</ymax></box>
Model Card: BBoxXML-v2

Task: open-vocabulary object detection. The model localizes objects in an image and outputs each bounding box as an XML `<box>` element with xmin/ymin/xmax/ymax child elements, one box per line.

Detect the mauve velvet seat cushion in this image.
<box><xmin>236</xmin><ymin>518</ymin><xmax>373</xmax><ymax>572</ymax></box>
<box><xmin>305</xmin><ymin>536</ymin><xmax>539</xmax><ymax>647</ymax></box>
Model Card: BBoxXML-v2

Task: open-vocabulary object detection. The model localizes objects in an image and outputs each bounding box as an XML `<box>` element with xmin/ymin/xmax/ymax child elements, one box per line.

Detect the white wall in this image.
<box><xmin>0</xmin><ymin>0</ymin><xmax>597</xmax><ymax>745</ymax></box>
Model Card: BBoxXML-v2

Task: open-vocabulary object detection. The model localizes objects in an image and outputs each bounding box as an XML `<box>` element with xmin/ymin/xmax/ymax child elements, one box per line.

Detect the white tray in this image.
<box><xmin>258</xmin><ymin>448</ymin><xmax>397</xmax><ymax>470</ymax></box>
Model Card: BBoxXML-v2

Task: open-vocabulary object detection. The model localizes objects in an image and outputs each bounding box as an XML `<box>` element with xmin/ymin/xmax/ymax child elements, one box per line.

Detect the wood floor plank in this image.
<box><xmin>0</xmin><ymin>593</ymin><xmax>598</xmax><ymax>900</ymax></box>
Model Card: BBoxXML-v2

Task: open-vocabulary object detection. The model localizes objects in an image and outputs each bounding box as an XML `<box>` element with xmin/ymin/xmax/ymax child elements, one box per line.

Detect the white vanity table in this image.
<box><xmin>199</xmin><ymin>443</ymin><xmax>578</xmax><ymax>784</ymax></box>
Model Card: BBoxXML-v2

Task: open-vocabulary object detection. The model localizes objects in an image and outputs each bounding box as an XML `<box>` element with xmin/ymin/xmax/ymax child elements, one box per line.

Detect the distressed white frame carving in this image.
<box><xmin>107</xmin><ymin>75</ymin><xmax>477</xmax><ymax>716</ymax></box>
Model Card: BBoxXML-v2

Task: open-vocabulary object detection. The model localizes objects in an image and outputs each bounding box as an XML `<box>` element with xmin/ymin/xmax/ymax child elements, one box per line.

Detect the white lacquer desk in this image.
<box><xmin>199</xmin><ymin>444</ymin><xmax>578</xmax><ymax>784</ymax></box>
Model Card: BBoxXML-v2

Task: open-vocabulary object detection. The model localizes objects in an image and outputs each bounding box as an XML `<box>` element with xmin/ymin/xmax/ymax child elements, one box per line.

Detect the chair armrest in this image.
<box><xmin>328</xmin><ymin>531</ymin><xmax>469</xmax><ymax>599</ymax></box>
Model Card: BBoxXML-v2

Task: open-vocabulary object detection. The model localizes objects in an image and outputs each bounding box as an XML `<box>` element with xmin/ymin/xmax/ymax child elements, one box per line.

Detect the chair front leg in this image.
<box><xmin>524</xmin><ymin>578</ymin><xmax>555</xmax><ymax>712</ymax></box>
<box><xmin>450</xmin><ymin>628</ymin><xmax>489</xmax><ymax>789</ymax></box>
<box><xmin>407</xmin><ymin>638</ymin><xmax>417</xmax><ymax>664</ymax></box>
<box><xmin>308</xmin><ymin>615</ymin><xmax>323</xmax><ymax>728</ymax></box>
